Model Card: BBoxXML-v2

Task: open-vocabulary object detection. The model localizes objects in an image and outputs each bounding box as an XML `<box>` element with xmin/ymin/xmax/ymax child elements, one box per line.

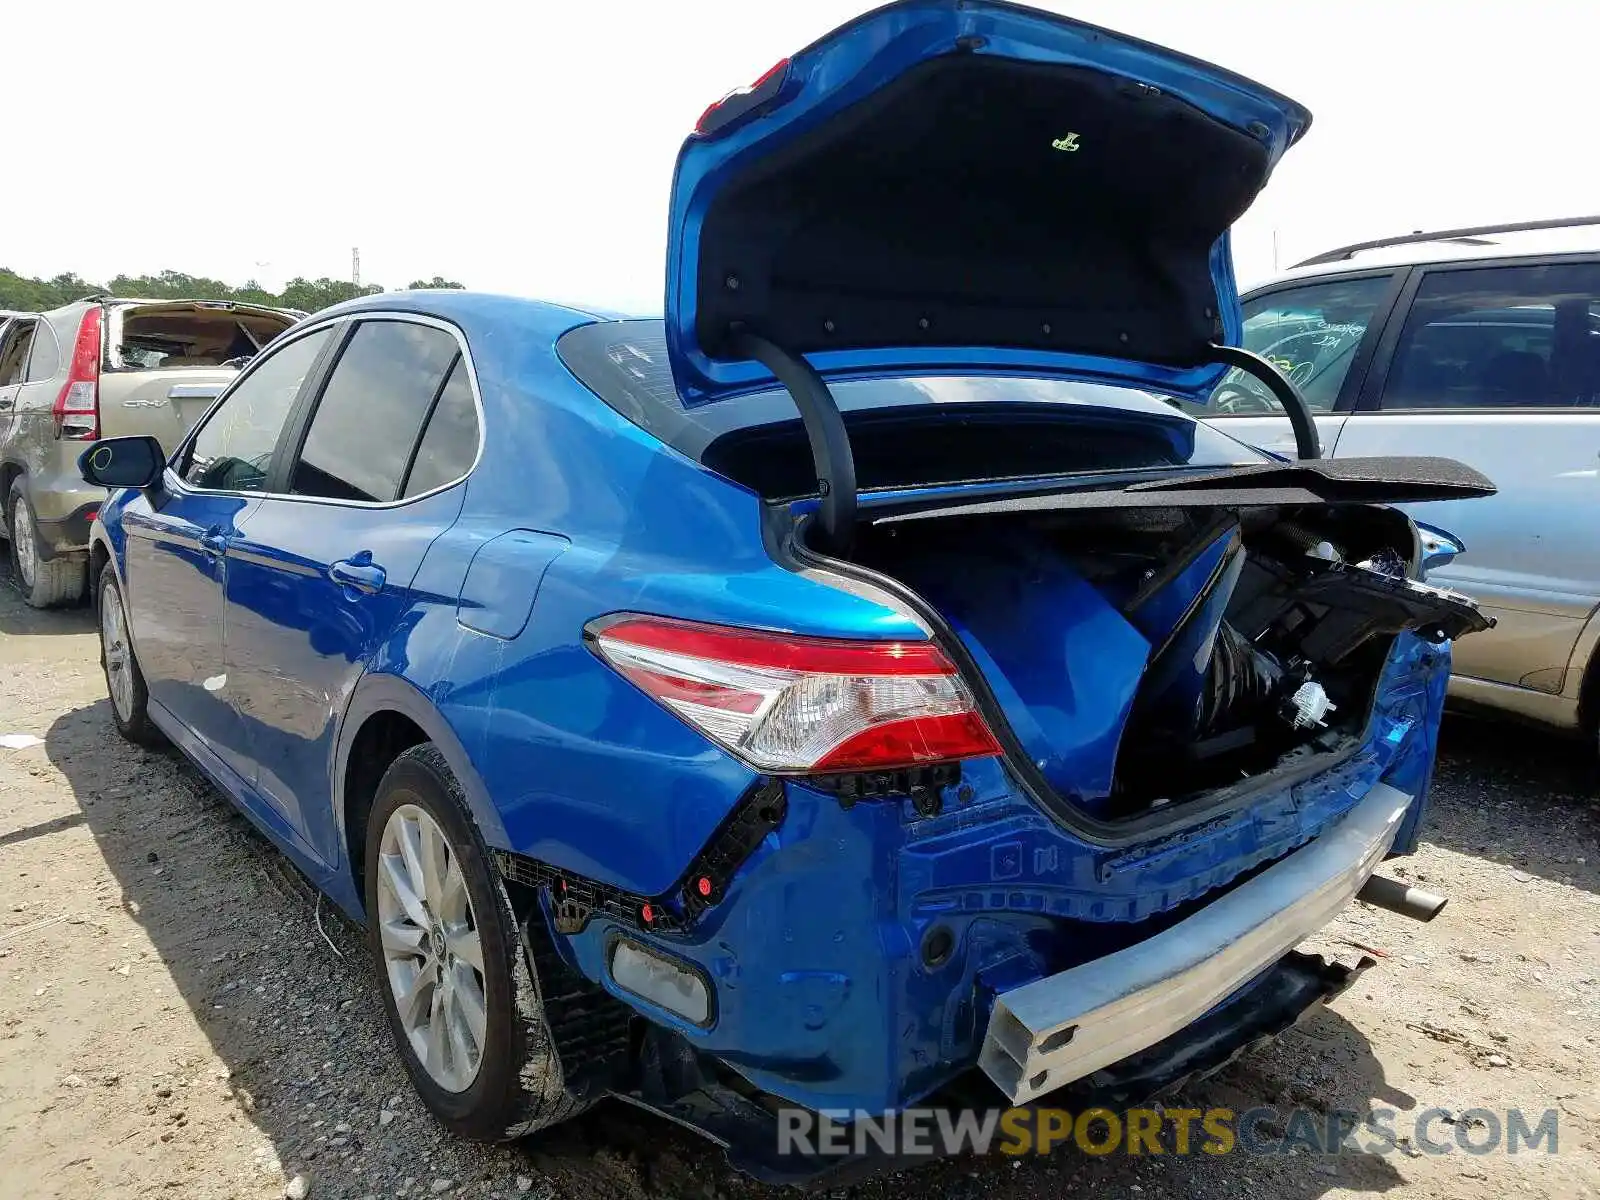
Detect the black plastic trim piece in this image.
<box><xmin>807</xmin><ymin>762</ymin><xmax>960</xmax><ymax>810</ymax></box>
<box><xmin>518</xmin><ymin>900</ymin><xmax>636</xmax><ymax>1101</ymax></box>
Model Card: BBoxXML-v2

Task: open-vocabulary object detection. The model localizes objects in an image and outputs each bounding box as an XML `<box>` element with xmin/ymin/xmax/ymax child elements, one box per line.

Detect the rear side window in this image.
<box><xmin>290</xmin><ymin>320</ymin><xmax>461</xmax><ymax>503</ymax></box>
<box><xmin>184</xmin><ymin>328</ymin><xmax>334</xmax><ymax>491</ymax></box>
<box><xmin>0</xmin><ymin>320</ymin><xmax>37</xmax><ymax>387</ymax></box>
<box><xmin>401</xmin><ymin>358</ymin><xmax>479</xmax><ymax>498</ymax></box>
<box><xmin>1381</xmin><ymin>263</ymin><xmax>1600</xmax><ymax>410</ymax></box>
<box><xmin>25</xmin><ymin>322</ymin><xmax>60</xmax><ymax>382</ymax></box>
<box><xmin>1203</xmin><ymin>275</ymin><xmax>1391</xmax><ymax>416</ymax></box>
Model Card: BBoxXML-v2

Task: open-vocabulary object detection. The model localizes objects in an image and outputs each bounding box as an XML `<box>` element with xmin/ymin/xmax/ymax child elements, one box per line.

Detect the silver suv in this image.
<box><xmin>0</xmin><ymin>297</ymin><xmax>302</xmax><ymax>606</ymax></box>
<box><xmin>1198</xmin><ymin>215</ymin><xmax>1600</xmax><ymax>749</ymax></box>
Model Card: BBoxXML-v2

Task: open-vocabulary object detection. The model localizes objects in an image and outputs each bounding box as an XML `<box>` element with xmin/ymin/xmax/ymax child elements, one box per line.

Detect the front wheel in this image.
<box><xmin>365</xmin><ymin>744</ymin><xmax>587</xmax><ymax>1140</ymax></box>
<box><xmin>97</xmin><ymin>569</ymin><xmax>165</xmax><ymax>748</ymax></box>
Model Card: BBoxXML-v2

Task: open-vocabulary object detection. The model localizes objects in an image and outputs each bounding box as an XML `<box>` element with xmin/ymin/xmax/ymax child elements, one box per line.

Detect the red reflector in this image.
<box><xmin>640</xmin><ymin>903</ymin><xmax>655</xmax><ymax>925</ymax></box>
<box><xmin>814</xmin><ymin>711</ymin><xmax>1002</xmax><ymax>773</ymax></box>
<box><xmin>696</xmin><ymin>876</ymin><xmax>713</xmax><ymax>898</ymax></box>
<box><xmin>84</xmin><ymin>510</ymin><xmax>98</xmax><ymax>524</ymax></box>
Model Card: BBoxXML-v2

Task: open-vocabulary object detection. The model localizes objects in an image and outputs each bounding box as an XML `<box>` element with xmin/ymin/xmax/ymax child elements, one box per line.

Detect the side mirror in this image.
<box><xmin>1416</xmin><ymin>521</ymin><xmax>1464</xmax><ymax>575</ymax></box>
<box><xmin>79</xmin><ymin>436</ymin><xmax>167</xmax><ymax>489</ymax></box>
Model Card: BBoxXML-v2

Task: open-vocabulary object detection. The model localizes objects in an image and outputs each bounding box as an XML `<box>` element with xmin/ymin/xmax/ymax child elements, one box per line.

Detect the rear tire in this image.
<box><xmin>97</xmin><ymin>569</ymin><xmax>165</xmax><ymax>749</ymax></box>
<box><xmin>365</xmin><ymin>743</ymin><xmax>588</xmax><ymax>1141</ymax></box>
<box><xmin>7</xmin><ymin>480</ymin><xmax>85</xmax><ymax>609</ymax></box>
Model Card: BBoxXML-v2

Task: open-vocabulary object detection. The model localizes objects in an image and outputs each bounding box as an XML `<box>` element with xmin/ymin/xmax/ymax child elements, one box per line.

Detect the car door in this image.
<box><xmin>120</xmin><ymin>324</ymin><xmax>336</xmax><ymax>781</ymax></box>
<box><xmin>0</xmin><ymin>317</ymin><xmax>21</xmax><ymax>439</ymax></box>
<box><xmin>1332</xmin><ymin>258</ymin><xmax>1600</xmax><ymax>694</ymax></box>
<box><xmin>0</xmin><ymin>318</ymin><xmax>36</xmax><ymax>445</ymax></box>
<box><xmin>222</xmin><ymin>315</ymin><xmax>477</xmax><ymax>865</ymax></box>
<box><xmin>1194</xmin><ymin>271</ymin><xmax>1402</xmax><ymax>458</ymax></box>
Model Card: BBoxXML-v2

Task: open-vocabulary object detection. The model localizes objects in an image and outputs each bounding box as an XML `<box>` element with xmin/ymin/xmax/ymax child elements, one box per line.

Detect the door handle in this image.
<box><xmin>199</xmin><ymin>528</ymin><xmax>227</xmax><ymax>555</ymax></box>
<box><xmin>0</xmin><ymin>398</ymin><xmax>13</xmax><ymax>411</ymax></box>
<box><xmin>329</xmin><ymin>558</ymin><xmax>386</xmax><ymax>594</ymax></box>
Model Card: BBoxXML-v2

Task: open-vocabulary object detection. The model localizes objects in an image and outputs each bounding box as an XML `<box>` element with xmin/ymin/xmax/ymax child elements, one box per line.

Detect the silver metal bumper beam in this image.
<box><xmin>979</xmin><ymin>782</ymin><xmax>1412</xmax><ymax>1104</ymax></box>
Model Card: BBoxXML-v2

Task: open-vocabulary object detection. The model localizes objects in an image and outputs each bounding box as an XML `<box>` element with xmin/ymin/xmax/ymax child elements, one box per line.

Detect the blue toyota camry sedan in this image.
<box><xmin>79</xmin><ymin>0</ymin><xmax>1493</xmax><ymax>1182</ymax></box>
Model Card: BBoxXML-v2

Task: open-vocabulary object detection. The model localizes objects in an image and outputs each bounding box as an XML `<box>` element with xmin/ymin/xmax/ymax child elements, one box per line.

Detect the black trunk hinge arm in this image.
<box><xmin>1209</xmin><ymin>343</ymin><xmax>1322</xmax><ymax>461</ymax></box>
<box><xmin>730</xmin><ymin>332</ymin><xmax>857</xmax><ymax>554</ymax></box>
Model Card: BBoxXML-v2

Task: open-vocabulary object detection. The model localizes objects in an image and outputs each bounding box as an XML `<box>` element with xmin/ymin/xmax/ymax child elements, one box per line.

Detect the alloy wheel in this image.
<box><xmin>376</xmin><ymin>804</ymin><xmax>488</xmax><ymax>1093</ymax></box>
<box><xmin>101</xmin><ymin>583</ymin><xmax>135</xmax><ymax>722</ymax></box>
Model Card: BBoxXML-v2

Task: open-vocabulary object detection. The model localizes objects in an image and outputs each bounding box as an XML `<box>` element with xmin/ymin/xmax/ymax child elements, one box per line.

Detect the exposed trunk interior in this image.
<box><xmin>107</xmin><ymin>303</ymin><xmax>298</xmax><ymax>371</ymax></box>
<box><xmin>814</xmin><ymin>500</ymin><xmax>1488</xmax><ymax>820</ymax></box>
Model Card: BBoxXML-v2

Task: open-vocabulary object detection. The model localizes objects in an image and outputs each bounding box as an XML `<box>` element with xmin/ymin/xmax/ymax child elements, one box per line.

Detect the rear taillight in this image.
<box><xmin>54</xmin><ymin>308</ymin><xmax>102</xmax><ymax>440</ymax></box>
<box><xmin>589</xmin><ymin>614</ymin><xmax>1001</xmax><ymax>773</ymax></box>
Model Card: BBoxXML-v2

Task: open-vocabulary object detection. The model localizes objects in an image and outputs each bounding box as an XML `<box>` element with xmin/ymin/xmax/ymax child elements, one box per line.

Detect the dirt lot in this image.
<box><xmin>1</xmin><ymin>569</ymin><xmax>1597</xmax><ymax>1200</ymax></box>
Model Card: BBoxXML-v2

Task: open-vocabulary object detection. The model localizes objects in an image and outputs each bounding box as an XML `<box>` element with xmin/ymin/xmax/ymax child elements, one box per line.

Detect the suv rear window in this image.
<box><xmin>557</xmin><ymin>319</ymin><xmax>1262</xmax><ymax>498</ymax></box>
<box><xmin>109</xmin><ymin>303</ymin><xmax>298</xmax><ymax>371</ymax></box>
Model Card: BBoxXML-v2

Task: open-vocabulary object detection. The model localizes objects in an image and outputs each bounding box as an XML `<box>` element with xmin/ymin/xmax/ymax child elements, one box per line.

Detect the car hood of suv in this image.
<box><xmin>663</xmin><ymin>0</ymin><xmax>1311</xmax><ymax>407</ymax></box>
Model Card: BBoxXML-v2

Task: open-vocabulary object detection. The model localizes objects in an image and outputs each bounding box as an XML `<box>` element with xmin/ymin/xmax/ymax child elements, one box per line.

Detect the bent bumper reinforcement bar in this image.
<box><xmin>979</xmin><ymin>781</ymin><xmax>1412</xmax><ymax>1104</ymax></box>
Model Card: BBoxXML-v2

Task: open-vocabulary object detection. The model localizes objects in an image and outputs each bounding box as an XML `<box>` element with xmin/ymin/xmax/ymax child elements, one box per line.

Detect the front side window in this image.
<box><xmin>183</xmin><ymin>327</ymin><xmax>333</xmax><ymax>491</ymax></box>
<box><xmin>1381</xmin><ymin>262</ymin><xmax>1600</xmax><ymax>410</ymax></box>
<box><xmin>290</xmin><ymin>320</ymin><xmax>462</xmax><ymax>503</ymax></box>
<box><xmin>0</xmin><ymin>320</ymin><xmax>38</xmax><ymax>387</ymax></box>
<box><xmin>1204</xmin><ymin>275</ymin><xmax>1392</xmax><ymax>415</ymax></box>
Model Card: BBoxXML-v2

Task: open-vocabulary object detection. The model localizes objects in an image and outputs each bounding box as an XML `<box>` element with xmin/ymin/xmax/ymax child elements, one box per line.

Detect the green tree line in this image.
<box><xmin>0</xmin><ymin>267</ymin><xmax>464</xmax><ymax>314</ymax></box>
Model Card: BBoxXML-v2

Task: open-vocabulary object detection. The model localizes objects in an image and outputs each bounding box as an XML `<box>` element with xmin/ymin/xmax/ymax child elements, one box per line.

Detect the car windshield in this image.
<box><xmin>558</xmin><ymin>320</ymin><xmax>1266</xmax><ymax>496</ymax></box>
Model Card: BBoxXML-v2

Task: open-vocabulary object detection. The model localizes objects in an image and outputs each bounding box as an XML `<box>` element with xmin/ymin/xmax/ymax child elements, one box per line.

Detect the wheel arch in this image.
<box><xmin>335</xmin><ymin>671</ymin><xmax>511</xmax><ymax>917</ymax></box>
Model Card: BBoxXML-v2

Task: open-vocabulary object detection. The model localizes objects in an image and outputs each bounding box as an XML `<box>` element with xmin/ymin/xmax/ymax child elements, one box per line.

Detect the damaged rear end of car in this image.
<box><xmin>534</xmin><ymin>0</ymin><xmax>1494</xmax><ymax>1182</ymax></box>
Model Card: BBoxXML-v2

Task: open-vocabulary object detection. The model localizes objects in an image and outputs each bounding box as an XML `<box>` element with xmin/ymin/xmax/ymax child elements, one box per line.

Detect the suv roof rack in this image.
<box><xmin>1291</xmin><ymin>215</ymin><xmax>1600</xmax><ymax>269</ymax></box>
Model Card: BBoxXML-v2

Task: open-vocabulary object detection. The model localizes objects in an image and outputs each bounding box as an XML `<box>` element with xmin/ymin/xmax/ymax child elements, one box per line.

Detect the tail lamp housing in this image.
<box><xmin>587</xmin><ymin>613</ymin><xmax>1001</xmax><ymax>774</ymax></box>
<box><xmin>53</xmin><ymin>307</ymin><xmax>103</xmax><ymax>440</ymax></box>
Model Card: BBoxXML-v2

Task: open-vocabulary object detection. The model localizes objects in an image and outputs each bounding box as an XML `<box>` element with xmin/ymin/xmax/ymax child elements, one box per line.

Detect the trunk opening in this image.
<box><xmin>800</xmin><ymin>497</ymin><xmax>1485</xmax><ymax>822</ymax></box>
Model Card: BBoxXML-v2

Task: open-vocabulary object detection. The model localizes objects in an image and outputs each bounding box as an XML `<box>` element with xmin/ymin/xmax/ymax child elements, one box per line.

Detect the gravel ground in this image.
<box><xmin>1</xmin><ymin>567</ymin><xmax>1597</xmax><ymax>1200</ymax></box>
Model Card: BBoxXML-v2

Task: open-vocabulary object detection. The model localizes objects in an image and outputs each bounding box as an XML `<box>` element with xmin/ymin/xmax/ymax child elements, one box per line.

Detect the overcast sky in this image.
<box><xmin>9</xmin><ymin>1</ymin><xmax>1596</xmax><ymax>311</ymax></box>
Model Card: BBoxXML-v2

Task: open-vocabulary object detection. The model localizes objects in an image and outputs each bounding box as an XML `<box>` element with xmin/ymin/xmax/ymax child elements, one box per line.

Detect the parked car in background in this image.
<box><xmin>1197</xmin><ymin>217</ymin><xmax>1600</xmax><ymax>751</ymax></box>
<box><xmin>75</xmin><ymin>1</ymin><xmax>1492</xmax><ymax>1183</ymax></box>
<box><xmin>0</xmin><ymin>297</ymin><xmax>302</xmax><ymax>607</ymax></box>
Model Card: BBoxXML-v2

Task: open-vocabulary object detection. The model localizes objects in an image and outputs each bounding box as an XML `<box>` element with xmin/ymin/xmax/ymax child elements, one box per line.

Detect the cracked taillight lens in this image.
<box><xmin>588</xmin><ymin>614</ymin><xmax>1000</xmax><ymax>773</ymax></box>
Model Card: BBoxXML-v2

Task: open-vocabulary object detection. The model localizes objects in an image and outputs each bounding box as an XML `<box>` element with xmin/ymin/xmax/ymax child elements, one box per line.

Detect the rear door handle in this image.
<box><xmin>329</xmin><ymin>558</ymin><xmax>386</xmax><ymax>594</ymax></box>
<box><xmin>199</xmin><ymin>528</ymin><xmax>227</xmax><ymax>555</ymax></box>
<box><xmin>0</xmin><ymin>399</ymin><xmax>13</xmax><ymax>411</ymax></box>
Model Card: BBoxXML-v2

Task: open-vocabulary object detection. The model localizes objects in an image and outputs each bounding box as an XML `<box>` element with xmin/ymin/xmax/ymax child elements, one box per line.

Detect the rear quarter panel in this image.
<box><xmin>345</xmin><ymin>298</ymin><xmax>924</xmax><ymax>897</ymax></box>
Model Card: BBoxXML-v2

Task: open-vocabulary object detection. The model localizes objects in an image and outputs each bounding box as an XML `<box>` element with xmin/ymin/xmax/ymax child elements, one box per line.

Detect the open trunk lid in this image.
<box><xmin>664</xmin><ymin>0</ymin><xmax>1312</xmax><ymax>406</ymax></box>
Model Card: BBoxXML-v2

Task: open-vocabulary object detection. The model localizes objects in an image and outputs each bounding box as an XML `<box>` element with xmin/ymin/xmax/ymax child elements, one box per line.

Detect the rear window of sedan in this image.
<box><xmin>557</xmin><ymin>319</ymin><xmax>1265</xmax><ymax>498</ymax></box>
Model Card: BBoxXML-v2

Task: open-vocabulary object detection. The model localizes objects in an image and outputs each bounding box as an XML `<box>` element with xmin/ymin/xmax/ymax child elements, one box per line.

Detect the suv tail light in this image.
<box><xmin>53</xmin><ymin>307</ymin><xmax>103</xmax><ymax>440</ymax></box>
<box><xmin>588</xmin><ymin>614</ymin><xmax>1001</xmax><ymax>773</ymax></box>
